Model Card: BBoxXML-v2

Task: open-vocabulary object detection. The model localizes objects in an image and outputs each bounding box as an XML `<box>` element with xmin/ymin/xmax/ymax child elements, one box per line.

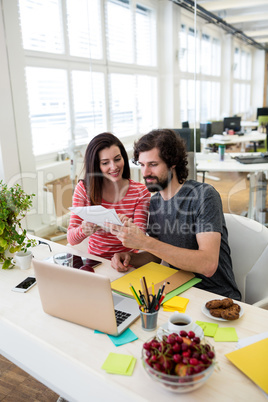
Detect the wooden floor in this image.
<box><xmin>0</xmin><ymin>354</ymin><xmax>58</xmax><ymax>401</ymax></box>
<box><xmin>1</xmin><ymin>170</ymin><xmax>267</xmax><ymax>401</ymax></box>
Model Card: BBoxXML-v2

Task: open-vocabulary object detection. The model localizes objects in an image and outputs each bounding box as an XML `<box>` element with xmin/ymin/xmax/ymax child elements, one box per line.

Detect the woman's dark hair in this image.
<box><xmin>133</xmin><ymin>129</ymin><xmax>188</xmax><ymax>184</ymax></box>
<box><xmin>83</xmin><ymin>132</ymin><xmax>130</xmax><ymax>204</ymax></box>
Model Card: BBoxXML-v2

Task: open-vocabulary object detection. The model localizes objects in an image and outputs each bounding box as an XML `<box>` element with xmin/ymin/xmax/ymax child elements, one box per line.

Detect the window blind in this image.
<box><xmin>19</xmin><ymin>0</ymin><xmax>64</xmax><ymax>53</ymax></box>
<box><xmin>67</xmin><ymin>0</ymin><xmax>102</xmax><ymax>59</ymax></box>
<box><xmin>25</xmin><ymin>67</ymin><xmax>71</xmax><ymax>155</ymax></box>
<box><xmin>106</xmin><ymin>0</ymin><xmax>133</xmax><ymax>63</ymax></box>
<box><xmin>72</xmin><ymin>70</ymin><xmax>106</xmax><ymax>144</ymax></box>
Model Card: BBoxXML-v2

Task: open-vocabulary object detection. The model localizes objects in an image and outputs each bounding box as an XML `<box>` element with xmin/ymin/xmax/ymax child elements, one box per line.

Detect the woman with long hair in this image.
<box><xmin>67</xmin><ymin>132</ymin><xmax>150</xmax><ymax>261</ymax></box>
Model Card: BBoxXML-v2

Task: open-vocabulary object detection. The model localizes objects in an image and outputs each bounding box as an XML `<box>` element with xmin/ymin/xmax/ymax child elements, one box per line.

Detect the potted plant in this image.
<box><xmin>0</xmin><ymin>180</ymin><xmax>37</xmax><ymax>269</ymax></box>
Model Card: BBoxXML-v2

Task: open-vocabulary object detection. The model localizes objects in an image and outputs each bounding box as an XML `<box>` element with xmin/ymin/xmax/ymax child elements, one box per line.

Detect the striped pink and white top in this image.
<box><xmin>67</xmin><ymin>180</ymin><xmax>151</xmax><ymax>260</ymax></box>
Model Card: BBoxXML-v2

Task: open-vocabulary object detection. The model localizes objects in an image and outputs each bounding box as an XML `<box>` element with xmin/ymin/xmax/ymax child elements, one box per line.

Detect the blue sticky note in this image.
<box><xmin>108</xmin><ymin>328</ymin><xmax>138</xmax><ymax>347</ymax></box>
<box><xmin>94</xmin><ymin>328</ymin><xmax>138</xmax><ymax>346</ymax></box>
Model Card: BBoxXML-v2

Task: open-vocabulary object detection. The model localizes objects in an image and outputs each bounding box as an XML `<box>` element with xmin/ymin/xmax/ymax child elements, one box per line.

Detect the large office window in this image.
<box><xmin>18</xmin><ymin>0</ymin><xmax>157</xmax><ymax>156</ymax></box>
<box><xmin>233</xmin><ymin>46</ymin><xmax>252</xmax><ymax>116</ymax></box>
<box><xmin>179</xmin><ymin>21</ymin><xmax>221</xmax><ymax>124</ymax></box>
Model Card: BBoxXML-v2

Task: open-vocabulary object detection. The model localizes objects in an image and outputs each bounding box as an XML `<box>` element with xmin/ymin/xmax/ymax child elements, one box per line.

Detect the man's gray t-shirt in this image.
<box><xmin>147</xmin><ymin>180</ymin><xmax>241</xmax><ymax>300</ymax></box>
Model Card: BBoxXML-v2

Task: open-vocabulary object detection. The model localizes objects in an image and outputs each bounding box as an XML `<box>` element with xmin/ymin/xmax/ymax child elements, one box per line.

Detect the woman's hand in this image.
<box><xmin>81</xmin><ymin>221</ymin><xmax>100</xmax><ymax>236</ymax></box>
<box><xmin>117</xmin><ymin>213</ymin><xmax>133</xmax><ymax>225</ymax></box>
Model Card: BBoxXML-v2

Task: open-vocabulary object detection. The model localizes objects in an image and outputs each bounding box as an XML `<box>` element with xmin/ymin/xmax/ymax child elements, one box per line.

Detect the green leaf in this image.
<box><xmin>2</xmin><ymin>259</ymin><xmax>13</xmax><ymax>270</ymax></box>
<box><xmin>9</xmin><ymin>245</ymin><xmax>21</xmax><ymax>253</ymax></box>
<box><xmin>0</xmin><ymin>237</ymin><xmax>7</xmax><ymax>248</ymax></box>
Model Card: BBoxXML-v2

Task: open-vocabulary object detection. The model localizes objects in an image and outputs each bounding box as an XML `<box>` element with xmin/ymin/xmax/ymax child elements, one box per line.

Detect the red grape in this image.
<box><xmin>172</xmin><ymin>343</ymin><xmax>181</xmax><ymax>353</ymax></box>
<box><xmin>189</xmin><ymin>357</ymin><xmax>199</xmax><ymax>366</ymax></box>
<box><xmin>173</xmin><ymin>354</ymin><xmax>182</xmax><ymax>363</ymax></box>
<box><xmin>208</xmin><ymin>351</ymin><xmax>215</xmax><ymax>359</ymax></box>
<box><xmin>188</xmin><ymin>331</ymin><xmax>195</xmax><ymax>339</ymax></box>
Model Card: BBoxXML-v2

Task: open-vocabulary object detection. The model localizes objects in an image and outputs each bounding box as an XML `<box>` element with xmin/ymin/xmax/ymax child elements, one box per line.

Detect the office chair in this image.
<box><xmin>257</xmin><ymin>116</ymin><xmax>268</xmax><ymax>152</ymax></box>
<box><xmin>224</xmin><ymin>213</ymin><xmax>268</xmax><ymax>308</ymax></box>
<box><xmin>258</xmin><ymin>115</ymin><xmax>268</xmax><ymax>127</ymax></box>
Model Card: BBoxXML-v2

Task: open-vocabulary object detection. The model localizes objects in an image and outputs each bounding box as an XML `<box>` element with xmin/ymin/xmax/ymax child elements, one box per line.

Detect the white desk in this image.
<box><xmin>202</xmin><ymin>131</ymin><xmax>266</xmax><ymax>152</ymax></box>
<box><xmin>1</xmin><ymin>238</ymin><xmax>268</xmax><ymax>401</ymax></box>
<box><xmin>241</xmin><ymin>121</ymin><xmax>259</xmax><ymax>128</ymax></box>
<box><xmin>196</xmin><ymin>152</ymin><xmax>268</xmax><ymax>222</ymax></box>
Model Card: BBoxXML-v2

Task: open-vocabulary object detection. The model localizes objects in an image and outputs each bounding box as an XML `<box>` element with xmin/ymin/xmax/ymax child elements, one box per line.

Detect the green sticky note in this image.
<box><xmin>196</xmin><ymin>320</ymin><xmax>218</xmax><ymax>337</ymax></box>
<box><xmin>101</xmin><ymin>353</ymin><xmax>136</xmax><ymax>375</ymax></box>
<box><xmin>214</xmin><ymin>327</ymin><xmax>238</xmax><ymax>342</ymax></box>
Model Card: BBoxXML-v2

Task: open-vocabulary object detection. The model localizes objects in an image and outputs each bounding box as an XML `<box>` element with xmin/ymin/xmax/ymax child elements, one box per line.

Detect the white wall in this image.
<box><xmin>0</xmin><ymin>4</ymin><xmax>21</xmax><ymax>183</ymax></box>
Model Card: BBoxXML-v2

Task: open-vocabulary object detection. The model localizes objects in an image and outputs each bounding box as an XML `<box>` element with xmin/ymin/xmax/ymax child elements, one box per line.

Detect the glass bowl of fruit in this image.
<box><xmin>141</xmin><ymin>330</ymin><xmax>216</xmax><ymax>393</ymax></box>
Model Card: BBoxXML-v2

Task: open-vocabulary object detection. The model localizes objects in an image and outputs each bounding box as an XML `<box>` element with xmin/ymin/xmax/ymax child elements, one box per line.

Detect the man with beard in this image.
<box><xmin>107</xmin><ymin>129</ymin><xmax>241</xmax><ymax>300</ymax></box>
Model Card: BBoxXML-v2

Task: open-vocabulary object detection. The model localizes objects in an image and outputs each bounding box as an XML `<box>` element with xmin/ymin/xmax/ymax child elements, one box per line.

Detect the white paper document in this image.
<box><xmin>237</xmin><ymin>332</ymin><xmax>268</xmax><ymax>349</ymax></box>
<box><xmin>69</xmin><ymin>206</ymin><xmax>123</xmax><ymax>227</ymax></box>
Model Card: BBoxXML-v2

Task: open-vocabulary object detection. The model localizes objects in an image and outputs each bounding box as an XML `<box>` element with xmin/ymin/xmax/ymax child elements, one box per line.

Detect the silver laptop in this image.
<box><xmin>33</xmin><ymin>259</ymin><xmax>140</xmax><ymax>336</ymax></box>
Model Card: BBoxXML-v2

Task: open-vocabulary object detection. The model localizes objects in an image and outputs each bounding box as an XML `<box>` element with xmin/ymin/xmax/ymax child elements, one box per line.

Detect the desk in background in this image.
<box><xmin>0</xmin><ymin>237</ymin><xmax>268</xmax><ymax>401</ymax></box>
<box><xmin>202</xmin><ymin>131</ymin><xmax>267</xmax><ymax>152</ymax></box>
<box><xmin>196</xmin><ymin>152</ymin><xmax>268</xmax><ymax>223</ymax></box>
<box><xmin>130</xmin><ymin>153</ymin><xmax>268</xmax><ymax>224</ymax></box>
<box><xmin>241</xmin><ymin>121</ymin><xmax>258</xmax><ymax>129</ymax></box>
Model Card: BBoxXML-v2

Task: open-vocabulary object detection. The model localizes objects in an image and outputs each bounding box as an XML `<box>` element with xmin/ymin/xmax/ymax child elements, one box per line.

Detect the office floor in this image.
<box><xmin>1</xmin><ymin>170</ymin><xmax>267</xmax><ymax>401</ymax></box>
<box><xmin>0</xmin><ymin>354</ymin><xmax>58</xmax><ymax>401</ymax></box>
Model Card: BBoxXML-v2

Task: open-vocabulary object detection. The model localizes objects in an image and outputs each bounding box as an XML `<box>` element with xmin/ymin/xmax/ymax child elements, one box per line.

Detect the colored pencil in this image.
<box><xmin>129</xmin><ymin>283</ymin><xmax>142</xmax><ymax>305</ymax></box>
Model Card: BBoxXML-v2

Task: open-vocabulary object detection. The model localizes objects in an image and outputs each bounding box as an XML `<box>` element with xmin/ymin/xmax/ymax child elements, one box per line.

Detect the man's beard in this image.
<box><xmin>144</xmin><ymin>172</ymin><xmax>173</xmax><ymax>192</ymax></box>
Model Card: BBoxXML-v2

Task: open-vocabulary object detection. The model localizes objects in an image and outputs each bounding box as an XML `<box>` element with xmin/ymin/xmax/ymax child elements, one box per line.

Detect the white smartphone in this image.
<box><xmin>12</xmin><ymin>276</ymin><xmax>37</xmax><ymax>293</ymax></box>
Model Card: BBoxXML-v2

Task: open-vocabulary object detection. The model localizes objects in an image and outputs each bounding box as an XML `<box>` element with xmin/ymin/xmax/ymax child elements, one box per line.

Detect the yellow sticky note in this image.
<box><xmin>163</xmin><ymin>296</ymin><xmax>189</xmax><ymax>313</ymax></box>
<box><xmin>226</xmin><ymin>338</ymin><xmax>268</xmax><ymax>394</ymax></box>
<box><xmin>214</xmin><ymin>327</ymin><xmax>238</xmax><ymax>342</ymax></box>
<box><xmin>101</xmin><ymin>353</ymin><xmax>136</xmax><ymax>376</ymax></box>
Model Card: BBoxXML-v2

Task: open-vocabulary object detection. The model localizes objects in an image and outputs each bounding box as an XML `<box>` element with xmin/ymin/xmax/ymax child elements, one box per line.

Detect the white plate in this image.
<box><xmin>157</xmin><ymin>322</ymin><xmax>204</xmax><ymax>340</ymax></box>
<box><xmin>201</xmin><ymin>302</ymin><xmax>244</xmax><ymax>322</ymax></box>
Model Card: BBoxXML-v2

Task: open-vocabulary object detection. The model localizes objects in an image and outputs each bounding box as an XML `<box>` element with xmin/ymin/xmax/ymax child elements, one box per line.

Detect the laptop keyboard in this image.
<box><xmin>114</xmin><ymin>309</ymin><xmax>131</xmax><ymax>326</ymax></box>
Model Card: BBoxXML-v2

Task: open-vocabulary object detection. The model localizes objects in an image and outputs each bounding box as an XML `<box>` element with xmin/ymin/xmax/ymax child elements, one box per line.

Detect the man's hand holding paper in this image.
<box><xmin>106</xmin><ymin>220</ymin><xmax>146</xmax><ymax>249</ymax></box>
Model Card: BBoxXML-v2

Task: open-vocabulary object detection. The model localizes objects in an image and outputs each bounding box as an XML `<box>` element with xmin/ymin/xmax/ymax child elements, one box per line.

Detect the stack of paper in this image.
<box><xmin>163</xmin><ymin>296</ymin><xmax>189</xmax><ymax>312</ymax></box>
<box><xmin>69</xmin><ymin>205</ymin><xmax>122</xmax><ymax>227</ymax></box>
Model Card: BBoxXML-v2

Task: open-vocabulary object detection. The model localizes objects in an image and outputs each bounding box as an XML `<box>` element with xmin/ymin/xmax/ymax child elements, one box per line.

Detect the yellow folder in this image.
<box><xmin>111</xmin><ymin>262</ymin><xmax>194</xmax><ymax>298</ymax></box>
<box><xmin>225</xmin><ymin>338</ymin><xmax>268</xmax><ymax>394</ymax></box>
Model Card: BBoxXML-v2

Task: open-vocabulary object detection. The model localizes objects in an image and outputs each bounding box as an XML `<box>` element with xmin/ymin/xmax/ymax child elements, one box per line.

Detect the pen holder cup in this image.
<box><xmin>139</xmin><ymin>308</ymin><xmax>159</xmax><ymax>331</ymax></box>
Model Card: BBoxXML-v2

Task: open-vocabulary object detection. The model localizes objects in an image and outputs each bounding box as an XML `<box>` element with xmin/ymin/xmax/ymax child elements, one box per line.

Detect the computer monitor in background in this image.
<box><xmin>223</xmin><ymin>117</ymin><xmax>241</xmax><ymax>133</ymax></box>
<box><xmin>256</xmin><ymin>107</ymin><xmax>268</xmax><ymax>119</ymax></box>
<box><xmin>211</xmin><ymin>121</ymin><xmax>224</xmax><ymax>135</ymax></box>
<box><xmin>171</xmin><ymin>128</ymin><xmax>201</xmax><ymax>152</ymax></box>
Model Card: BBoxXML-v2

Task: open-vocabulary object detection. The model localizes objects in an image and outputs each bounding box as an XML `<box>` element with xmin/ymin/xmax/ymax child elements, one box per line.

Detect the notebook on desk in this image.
<box><xmin>33</xmin><ymin>259</ymin><xmax>140</xmax><ymax>336</ymax></box>
<box><xmin>111</xmin><ymin>262</ymin><xmax>198</xmax><ymax>301</ymax></box>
